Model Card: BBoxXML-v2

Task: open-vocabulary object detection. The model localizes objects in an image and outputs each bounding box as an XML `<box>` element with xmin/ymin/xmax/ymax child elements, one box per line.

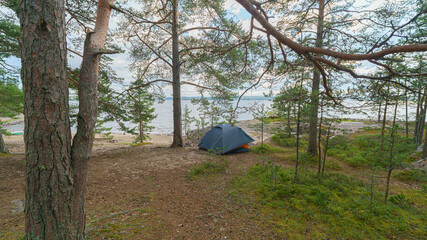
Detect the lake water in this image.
<box><xmin>3</xmin><ymin>99</ymin><xmax>418</xmax><ymax>134</ymax></box>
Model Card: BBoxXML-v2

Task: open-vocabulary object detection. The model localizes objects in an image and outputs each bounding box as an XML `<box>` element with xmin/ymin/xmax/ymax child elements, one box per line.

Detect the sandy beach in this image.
<box><xmin>2</xmin><ymin>118</ymin><xmax>379</xmax><ymax>155</ymax></box>
<box><xmin>1</xmin><ymin>119</ymin><xmax>268</xmax><ymax>154</ymax></box>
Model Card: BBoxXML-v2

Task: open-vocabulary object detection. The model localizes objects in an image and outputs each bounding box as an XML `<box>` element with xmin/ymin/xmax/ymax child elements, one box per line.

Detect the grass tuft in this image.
<box><xmin>250</xmin><ymin>144</ymin><xmax>287</xmax><ymax>154</ymax></box>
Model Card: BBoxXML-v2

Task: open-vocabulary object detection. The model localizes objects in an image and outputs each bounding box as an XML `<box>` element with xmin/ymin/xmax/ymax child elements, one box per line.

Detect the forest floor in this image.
<box><xmin>1</xmin><ymin>120</ymin><xmax>424</xmax><ymax>239</ymax></box>
<box><xmin>0</xmin><ymin>139</ymin><xmax>276</xmax><ymax>239</ymax></box>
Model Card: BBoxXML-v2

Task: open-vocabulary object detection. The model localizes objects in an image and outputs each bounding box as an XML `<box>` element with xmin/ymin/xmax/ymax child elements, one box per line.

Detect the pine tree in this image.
<box><xmin>121</xmin><ymin>82</ymin><xmax>157</xmax><ymax>143</ymax></box>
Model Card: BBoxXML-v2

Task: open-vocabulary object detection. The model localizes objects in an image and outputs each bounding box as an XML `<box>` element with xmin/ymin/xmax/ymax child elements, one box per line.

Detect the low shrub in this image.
<box><xmin>188</xmin><ymin>160</ymin><xmax>228</xmax><ymax>177</ymax></box>
<box><xmin>251</xmin><ymin>144</ymin><xmax>286</xmax><ymax>154</ymax></box>
<box><xmin>272</xmin><ymin>133</ymin><xmax>307</xmax><ymax>148</ymax></box>
<box><xmin>230</xmin><ymin>165</ymin><xmax>426</xmax><ymax>239</ymax></box>
<box><xmin>272</xmin><ymin>133</ymin><xmax>296</xmax><ymax>147</ymax></box>
<box><xmin>394</xmin><ymin>169</ymin><xmax>427</xmax><ymax>182</ymax></box>
<box><xmin>328</xmin><ymin>135</ymin><xmax>351</xmax><ymax>150</ymax></box>
<box><xmin>187</xmin><ymin>149</ymin><xmax>229</xmax><ymax>178</ymax></box>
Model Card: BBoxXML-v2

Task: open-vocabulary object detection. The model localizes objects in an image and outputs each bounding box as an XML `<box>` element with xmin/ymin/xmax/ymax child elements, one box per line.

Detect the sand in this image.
<box><xmin>2</xmin><ymin>119</ymin><xmax>379</xmax><ymax>155</ymax></box>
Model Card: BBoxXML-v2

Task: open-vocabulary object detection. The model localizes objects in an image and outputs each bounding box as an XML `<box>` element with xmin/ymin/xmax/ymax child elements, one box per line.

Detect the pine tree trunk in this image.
<box><xmin>416</xmin><ymin>96</ymin><xmax>427</xmax><ymax>145</ymax></box>
<box><xmin>317</xmin><ymin>104</ymin><xmax>323</xmax><ymax>175</ymax></box>
<box><xmin>384</xmin><ymin>168</ymin><xmax>393</xmax><ymax>203</ymax></box>
<box><xmin>405</xmin><ymin>80</ymin><xmax>409</xmax><ymax>140</ymax></box>
<box><xmin>20</xmin><ymin>0</ymin><xmax>74</xmax><ymax>238</ymax></box>
<box><xmin>20</xmin><ymin>0</ymin><xmax>114</xmax><ymax>238</ymax></box>
<box><xmin>287</xmin><ymin>107</ymin><xmax>291</xmax><ymax>138</ymax></box>
<box><xmin>171</xmin><ymin>0</ymin><xmax>183</xmax><ymax>147</ymax></box>
<box><xmin>261</xmin><ymin>117</ymin><xmax>264</xmax><ymax>145</ymax></box>
<box><xmin>139</xmin><ymin>121</ymin><xmax>143</xmax><ymax>143</ymax></box>
<box><xmin>293</xmin><ymin>101</ymin><xmax>301</xmax><ymax>183</ymax></box>
<box><xmin>378</xmin><ymin>100</ymin><xmax>382</xmax><ymax>123</ymax></box>
<box><xmin>70</xmin><ymin>1</ymin><xmax>115</xmax><ymax>237</ymax></box>
<box><xmin>421</xmin><ymin>93</ymin><xmax>427</xmax><ymax>158</ymax></box>
<box><xmin>380</xmin><ymin>86</ymin><xmax>389</xmax><ymax>152</ymax></box>
<box><xmin>0</xmin><ymin>132</ymin><xmax>8</xmax><ymax>154</ymax></box>
<box><xmin>414</xmin><ymin>88</ymin><xmax>423</xmax><ymax>144</ymax></box>
<box><xmin>385</xmin><ymin>96</ymin><xmax>399</xmax><ymax>203</ymax></box>
<box><xmin>321</xmin><ymin>123</ymin><xmax>331</xmax><ymax>176</ymax></box>
<box><xmin>307</xmin><ymin>0</ymin><xmax>324</xmax><ymax>156</ymax></box>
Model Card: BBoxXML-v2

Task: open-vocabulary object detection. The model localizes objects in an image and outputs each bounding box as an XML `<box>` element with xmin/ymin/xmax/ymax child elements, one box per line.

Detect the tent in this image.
<box><xmin>198</xmin><ymin>124</ymin><xmax>254</xmax><ymax>154</ymax></box>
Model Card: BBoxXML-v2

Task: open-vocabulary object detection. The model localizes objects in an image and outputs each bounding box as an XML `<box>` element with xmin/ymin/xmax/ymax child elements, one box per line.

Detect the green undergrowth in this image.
<box><xmin>229</xmin><ymin>164</ymin><xmax>427</xmax><ymax>239</ymax></box>
<box><xmin>0</xmin><ymin>231</ymin><xmax>24</xmax><ymax>239</ymax></box>
<box><xmin>187</xmin><ymin>160</ymin><xmax>228</xmax><ymax>178</ymax></box>
<box><xmin>187</xmin><ymin>150</ymin><xmax>229</xmax><ymax>179</ymax></box>
<box><xmin>327</xmin><ymin>132</ymin><xmax>416</xmax><ymax>169</ymax></box>
<box><xmin>394</xmin><ymin>169</ymin><xmax>427</xmax><ymax>182</ymax></box>
<box><xmin>0</xmin><ymin>153</ymin><xmax>12</xmax><ymax>158</ymax></box>
<box><xmin>86</xmin><ymin>207</ymin><xmax>158</xmax><ymax>239</ymax></box>
<box><xmin>272</xmin><ymin>133</ymin><xmax>308</xmax><ymax>148</ymax></box>
<box><xmin>250</xmin><ymin>143</ymin><xmax>287</xmax><ymax>154</ymax></box>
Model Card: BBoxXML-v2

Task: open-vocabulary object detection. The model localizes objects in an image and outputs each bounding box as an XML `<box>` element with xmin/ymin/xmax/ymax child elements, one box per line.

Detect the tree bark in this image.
<box><xmin>317</xmin><ymin>103</ymin><xmax>323</xmax><ymax>175</ymax></box>
<box><xmin>70</xmin><ymin>0</ymin><xmax>115</xmax><ymax>237</ymax></box>
<box><xmin>293</xmin><ymin>100</ymin><xmax>301</xmax><ymax>184</ymax></box>
<box><xmin>380</xmin><ymin>86</ymin><xmax>389</xmax><ymax>152</ymax></box>
<box><xmin>421</xmin><ymin>96</ymin><xmax>427</xmax><ymax>158</ymax></box>
<box><xmin>20</xmin><ymin>0</ymin><xmax>74</xmax><ymax>238</ymax></box>
<box><xmin>171</xmin><ymin>0</ymin><xmax>183</xmax><ymax>147</ymax></box>
<box><xmin>415</xmin><ymin>93</ymin><xmax>427</xmax><ymax>145</ymax></box>
<box><xmin>0</xmin><ymin>132</ymin><xmax>9</xmax><ymax>154</ymax></box>
<box><xmin>20</xmin><ymin>0</ymin><xmax>114</xmax><ymax>238</ymax></box>
<box><xmin>385</xmin><ymin>94</ymin><xmax>399</xmax><ymax>203</ymax></box>
<box><xmin>307</xmin><ymin>0</ymin><xmax>324</xmax><ymax>156</ymax></box>
<box><xmin>405</xmin><ymin>84</ymin><xmax>409</xmax><ymax>140</ymax></box>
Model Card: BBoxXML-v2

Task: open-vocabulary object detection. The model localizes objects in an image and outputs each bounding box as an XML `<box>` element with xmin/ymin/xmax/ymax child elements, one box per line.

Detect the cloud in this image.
<box><xmin>224</xmin><ymin>0</ymin><xmax>244</xmax><ymax>15</ymax></box>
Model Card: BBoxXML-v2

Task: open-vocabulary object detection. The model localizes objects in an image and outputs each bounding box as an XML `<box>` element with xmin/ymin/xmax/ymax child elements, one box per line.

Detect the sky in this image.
<box><xmin>2</xmin><ymin>0</ymin><xmax>414</xmax><ymax>97</ymax></box>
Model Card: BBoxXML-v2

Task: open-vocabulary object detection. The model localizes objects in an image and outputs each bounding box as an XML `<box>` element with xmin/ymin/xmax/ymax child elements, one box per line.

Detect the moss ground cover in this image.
<box><xmin>230</xmin><ymin>164</ymin><xmax>426</xmax><ymax>239</ymax></box>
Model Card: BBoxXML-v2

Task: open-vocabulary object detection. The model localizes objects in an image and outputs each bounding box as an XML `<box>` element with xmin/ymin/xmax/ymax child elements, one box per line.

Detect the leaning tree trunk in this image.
<box><xmin>0</xmin><ymin>132</ymin><xmax>9</xmax><ymax>154</ymax></box>
<box><xmin>416</xmin><ymin>94</ymin><xmax>427</xmax><ymax>145</ymax></box>
<box><xmin>307</xmin><ymin>0</ymin><xmax>324</xmax><ymax>156</ymax></box>
<box><xmin>171</xmin><ymin>0</ymin><xmax>183</xmax><ymax>147</ymax></box>
<box><xmin>421</xmin><ymin>93</ymin><xmax>427</xmax><ymax>158</ymax></box>
<box><xmin>70</xmin><ymin>0</ymin><xmax>115</xmax><ymax>237</ymax></box>
<box><xmin>20</xmin><ymin>0</ymin><xmax>74</xmax><ymax>238</ymax></box>
<box><xmin>20</xmin><ymin>0</ymin><xmax>115</xmax><ymax>238</ymax></box>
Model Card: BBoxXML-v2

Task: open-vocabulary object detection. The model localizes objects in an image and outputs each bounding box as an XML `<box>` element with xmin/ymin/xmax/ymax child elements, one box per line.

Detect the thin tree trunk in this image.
<box><xmin>378</xmin><ymin>100</ymin><xmax>382</xmax><ymax>123</ymax></box>
<box><xmin>414</xmin><ymin>87</ymin><xmax>423</xmax><ymax>144</ymax></box>
<box><xmin>421</xmin><ymin>95</ymin><xmax>427</xmax><ymax>158</ymax></box>
<box><xmin>392</xmin><ymin>89</ymin><xmax>399</xmax><ymax>127</ymax></box>
<box><xmin>287</xmin><ymin>106</ymin><xmax>291</xmax><ymax>138</ymax></box>
<box><xmin>0</xmin><ymin>132</ymin><xmax>8</xmax><ymax>154</ymax></box>
<box><xmin>294</xmin><ymin>78</ymin><xmax>304</xmax><ymax>183</ymax></box>
<box><xmin>20</xmin><ymin>0</ymin><xmax>73</xmax><ymax>238</ymax></box>
<box><xmin>369</xmin><ymin>167</ymin><xmax>375</xmax><ymax>210</ymax></box>
<box><xmin>405</xmin><ymin>79</ymin><xmax>409</xmax><ymax>140</ymax></box>
<box><xmin>317</xmin><ymin>103</ymin><xmax>323</xmax><ymax>176</ymax></box>
<box><xmin>321</xmin><ymin>123</ymin><xmax>331</xmax><ymax>176</ymax></box>
<box><xmin>70</xmin><ymin>1</ymin><xmax>115</xmax><ymax>237</ymax></box>
<box><xmin>417</xmin><ymin>95</ymin><xmax>427</xmax><ymax>144</ymax></box>
<box><xmin>385</xmin><ymin>93</ymin><xmax>399</xmax><ymax>203</ymax></box>
<box><xmin>171</xmin><ymin>0</ymin><xmax>183</xmax><ymax>147</ymax></box>
<box><xmin>261</xmin><ymin>116</ymin><xmax>264</xmax><ymax>145</ymax></box>
<box><xmin>139</xmin><ymin>121</ymin><xmax>143</xmax><ymax>143</ymax></box>
<box><xmin>380</xmin><ymin>86</ymin><xmax>389</xmax><ymax>152</ymax></box>
<box><xmin>307</xmin><ymin>0</ymin><xmax>325</xmax><ymax>156</ymax></box>
<box><xmin>384</xmin><ymin>167</ymin><xmax>393</xmax><ymax>203</ymax></box>
<box><xmin>293</xmin><ymin>101</ymin><xmax>301</xmax><ymax>184</ymax></box>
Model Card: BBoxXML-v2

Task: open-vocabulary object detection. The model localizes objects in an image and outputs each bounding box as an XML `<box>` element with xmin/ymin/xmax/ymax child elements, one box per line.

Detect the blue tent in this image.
<box><xmin>198</xmin><ymin>124</ymin><xmax>254</xmax><ymax>154</ymax></box>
